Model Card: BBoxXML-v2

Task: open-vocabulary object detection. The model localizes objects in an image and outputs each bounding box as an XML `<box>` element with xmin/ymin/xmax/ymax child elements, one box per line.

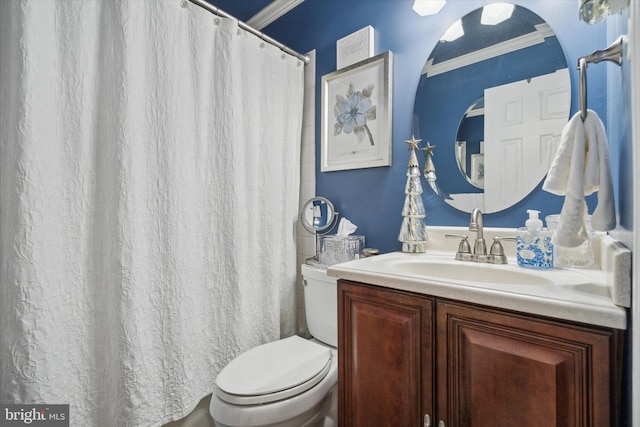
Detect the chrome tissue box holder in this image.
<box><xmin>318</xmin><ymin>235</ymin><xmax>365</xmax><ymax>266</ymax></box>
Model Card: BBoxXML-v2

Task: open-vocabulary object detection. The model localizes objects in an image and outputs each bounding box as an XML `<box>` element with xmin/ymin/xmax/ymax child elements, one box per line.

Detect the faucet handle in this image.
<box><xmin>488</xmin><ymin>236</ymin><xmax>517</xmax><ymax>263</ymax></box>
<box><xmin>445</xmin><ymin>233</ymin><xmax>471</xmax><ymax>254</ymax></box>
<box><xmin>489</xmin><ymin>236</ymin><xmax>517</xmax><ymax>255</ymax></box>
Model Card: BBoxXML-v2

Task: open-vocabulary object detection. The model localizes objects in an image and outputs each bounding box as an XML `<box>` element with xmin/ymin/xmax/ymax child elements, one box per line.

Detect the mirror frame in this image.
<box><xmin>300</xmin><ymin>197</ymin><xmax>339</xmax><ymax>234</ymax></box>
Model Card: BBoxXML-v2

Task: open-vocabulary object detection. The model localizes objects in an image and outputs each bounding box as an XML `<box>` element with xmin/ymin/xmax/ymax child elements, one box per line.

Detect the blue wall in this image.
<box><xmin>607</xmin><ymin>13</ymin><xmax>633</xmax><ymax>247</ymax></box>
<box><xmin>265</xmin><ymin>1</ymin><xmax>621</xmax><ymax>255</ymax></box>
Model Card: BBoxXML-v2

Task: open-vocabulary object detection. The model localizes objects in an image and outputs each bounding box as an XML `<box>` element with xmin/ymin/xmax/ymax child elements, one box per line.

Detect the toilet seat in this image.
<box><xmin>215</xmin><ymin>336</ymin><xmax>332</xmax><ymax>405</ymax></box>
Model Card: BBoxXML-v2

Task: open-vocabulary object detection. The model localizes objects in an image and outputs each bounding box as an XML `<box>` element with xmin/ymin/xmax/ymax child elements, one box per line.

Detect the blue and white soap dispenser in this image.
<box><xmin>516</xmin><ymin>209</ymin><xmax>554</xmax><ymax>269</ymax></box>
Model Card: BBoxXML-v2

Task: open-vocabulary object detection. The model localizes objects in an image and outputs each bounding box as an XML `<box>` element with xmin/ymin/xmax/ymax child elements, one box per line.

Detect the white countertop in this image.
<box><xmin>327</xmin><ymin>227</ymin><xmax>629</xmax><ymax>330</ymax></box>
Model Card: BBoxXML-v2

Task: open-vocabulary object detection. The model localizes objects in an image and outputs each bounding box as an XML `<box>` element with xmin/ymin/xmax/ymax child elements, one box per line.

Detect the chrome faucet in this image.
<box><xmin>445</xmin><ymin>208</ymin><xmax>515</xmax><ymax>264</ymax></box>
<box><xmin>469</xmin><ymin>208</ymin><xmax>487</xmax><ymax>256</ymax></box>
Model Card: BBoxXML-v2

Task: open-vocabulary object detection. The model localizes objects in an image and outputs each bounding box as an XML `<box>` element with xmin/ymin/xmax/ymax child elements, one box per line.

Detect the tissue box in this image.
<box><xmin>319</xmin><ymin>235</ymin><xmax>365</xmax><ymax>266</ymax></box>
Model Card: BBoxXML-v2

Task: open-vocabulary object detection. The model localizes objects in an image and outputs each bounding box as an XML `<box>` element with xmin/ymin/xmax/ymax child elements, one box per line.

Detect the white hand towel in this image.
<box><xmin>542</xmin><ymin>109</ymin><xmax>616</xmax><ymax>247</ymax></box>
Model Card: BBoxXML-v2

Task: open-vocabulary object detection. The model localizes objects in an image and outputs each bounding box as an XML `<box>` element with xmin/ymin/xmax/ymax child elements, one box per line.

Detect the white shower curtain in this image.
<box><xmin>0</xmin><ymin>0</ymin><xmax>304</xmax><ymax>425</ymax></box>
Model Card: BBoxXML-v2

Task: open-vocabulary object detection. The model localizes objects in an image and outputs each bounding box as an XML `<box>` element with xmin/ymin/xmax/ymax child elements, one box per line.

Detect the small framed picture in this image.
<box><xmin>471</xmin><ymin>153</ymin><xmax>485</xmax><ymax>187</ymax></box>
<box><xmin>336</xmin><ymin>26</ymin><xmax>374</xmax><ymax>69</ymax></box>
<box><xmin>321</xmin><ymin>51</ymin><xmax>392</xmax><ymax>172</ymax></box>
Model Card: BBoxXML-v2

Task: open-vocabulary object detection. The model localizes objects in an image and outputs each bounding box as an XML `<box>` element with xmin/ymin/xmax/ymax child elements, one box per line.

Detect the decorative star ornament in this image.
<box><xmin>405</xmin><ymin>135</ymin><xmax>422</xmax><ymax>151</ymax></box>
<box><xmin>421</xmin><ymin>142</ymin><xmax>435</xmax><ymax>157</ymax></box>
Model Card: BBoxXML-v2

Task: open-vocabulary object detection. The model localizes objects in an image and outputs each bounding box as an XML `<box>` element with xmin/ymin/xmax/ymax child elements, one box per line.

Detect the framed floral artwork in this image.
<box><xmin>321</xmin><ymin>51</ymin><xmax>392</xmax><ymax>172</ymax></box>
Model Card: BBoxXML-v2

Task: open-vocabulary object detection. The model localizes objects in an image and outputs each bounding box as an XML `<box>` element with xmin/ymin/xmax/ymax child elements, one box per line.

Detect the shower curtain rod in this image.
<box><xmin>187</xmin><ymin>0</ymin><xmax>310</xmax><ymax>64</ymax></box>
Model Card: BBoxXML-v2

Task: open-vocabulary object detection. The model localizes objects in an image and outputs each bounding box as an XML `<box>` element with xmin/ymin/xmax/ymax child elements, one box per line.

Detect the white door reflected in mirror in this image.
<box><xmin>447</xmin><ymin>69</ymin><xmax>570</xmax><ymax>213</ymax></box>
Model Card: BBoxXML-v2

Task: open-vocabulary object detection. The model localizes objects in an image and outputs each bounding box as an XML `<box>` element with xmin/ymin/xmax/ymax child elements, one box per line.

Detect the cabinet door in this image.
<box><xmin>338</xmin><ymin>281</ymin><xmax>434</xmax><ymax>427</ymax></box>
<box><xmin>436</xmin><ymin>300</ymin><xmax>615</xmax><ymax>427</ymax></box>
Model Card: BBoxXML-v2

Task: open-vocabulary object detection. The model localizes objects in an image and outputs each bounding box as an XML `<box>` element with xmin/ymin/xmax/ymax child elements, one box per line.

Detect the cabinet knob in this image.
<box><xmin>423</xmin><ymin>414</ymin><xmax>431</xmax><ymax>427</ymax></box>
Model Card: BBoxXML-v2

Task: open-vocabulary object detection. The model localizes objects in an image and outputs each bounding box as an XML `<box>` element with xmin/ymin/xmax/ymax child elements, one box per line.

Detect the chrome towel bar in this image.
<box><xmin>578</xmin><ymin>35</ymin><xmax>626</xmax><ymax>121</ymax></box>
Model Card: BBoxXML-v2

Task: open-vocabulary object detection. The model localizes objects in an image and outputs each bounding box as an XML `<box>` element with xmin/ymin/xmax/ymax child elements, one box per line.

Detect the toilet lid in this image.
<box><xmin>215</xmin><ymin>335</ymin><xmax>332</xmax><ymax>405</ymax></box>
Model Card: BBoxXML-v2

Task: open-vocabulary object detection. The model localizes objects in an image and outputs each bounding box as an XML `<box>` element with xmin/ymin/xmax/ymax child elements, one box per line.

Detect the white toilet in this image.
<box><xmin>210</xmin><ymin>264</ymin><xmax>338</xmax><ymax>427</ymax></box>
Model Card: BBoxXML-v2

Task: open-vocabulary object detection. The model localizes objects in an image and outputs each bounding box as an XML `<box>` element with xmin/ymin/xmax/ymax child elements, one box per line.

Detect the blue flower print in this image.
<box><xmin>333</xmin><ymin>83</ymin><xmax>376</xmax><ymax>145</ymax></box>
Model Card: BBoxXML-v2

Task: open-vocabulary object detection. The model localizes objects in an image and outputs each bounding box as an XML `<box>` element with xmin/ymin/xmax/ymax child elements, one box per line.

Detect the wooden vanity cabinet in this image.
<box><xmin>338</xmin><ymin>280</ymin><xmax>622</xmax><ymax>427</ymax></box>
<box><xmin>437</xmin><ymin>300</ymin><xmax>619</xmax><ymax>427</ymax></box>
<box><xmin>338</xmin><ymin>280</ymin><xmax>434</xmax><ymax>427</ymax></box>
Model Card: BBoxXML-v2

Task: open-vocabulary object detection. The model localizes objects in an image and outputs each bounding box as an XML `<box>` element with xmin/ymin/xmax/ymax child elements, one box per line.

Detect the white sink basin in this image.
<box><xmin>374</xmin><ymin>255</ymin><xmax>591</xmax><ymax>287</ymax></box>
<box><xmin>386</xmin><ymin>258</ymin><xmax>553</xmax><ymax>285</ymax></box>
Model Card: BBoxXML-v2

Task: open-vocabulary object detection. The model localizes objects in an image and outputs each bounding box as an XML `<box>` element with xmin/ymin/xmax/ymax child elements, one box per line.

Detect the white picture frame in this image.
<box><xmin>321</xmin><ymin>51</ymin><xmax>393</xmax><ymax>172</ymax></box>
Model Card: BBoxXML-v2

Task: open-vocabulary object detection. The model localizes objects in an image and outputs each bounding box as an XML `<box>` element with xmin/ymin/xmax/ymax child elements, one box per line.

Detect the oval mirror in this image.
<box><xmin>413</xmin><ymin>3</ymin><xmax>571</xmax><ymax>213</ymax></box>
<box><xmin>455</xmin><ymin>97</ymin><xmax>485</xmax><ymax>189</ymax></box>
<box><xmin>300</xmin><ymin>197</ymin><xmax>338</xmax><ymax>234</ymax></box>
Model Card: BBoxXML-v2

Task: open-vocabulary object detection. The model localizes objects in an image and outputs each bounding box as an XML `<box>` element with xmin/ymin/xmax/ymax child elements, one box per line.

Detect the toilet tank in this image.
<box><xmin>301</xmin><ymin>264</ymin><xmax>337</xmax><ymax>347</ymax></box>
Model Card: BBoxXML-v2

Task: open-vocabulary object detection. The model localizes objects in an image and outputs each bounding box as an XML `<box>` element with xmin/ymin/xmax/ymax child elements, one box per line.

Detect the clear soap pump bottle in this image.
<box><xmin>516</xmin><ymin>209</ymin><xmax>554</xmax><ymax>269</ymax></box>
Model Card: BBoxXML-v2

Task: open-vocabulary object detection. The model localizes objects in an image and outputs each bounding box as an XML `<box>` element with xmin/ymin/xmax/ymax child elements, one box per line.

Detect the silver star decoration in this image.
<box><xmin>405</xmin><ymin>135</ymin><xmax>422</xmax><ymax>151</ymax></box>
<box><xmin>421</xmin><ymin>142</ymin><xmax>435</xmax><ymax>157</ymax></box>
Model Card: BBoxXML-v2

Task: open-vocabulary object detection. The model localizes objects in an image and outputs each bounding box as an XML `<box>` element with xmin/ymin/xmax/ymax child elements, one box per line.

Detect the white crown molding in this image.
<box><xmin>247</xmin><ymin>0</ymin><xmax>304</xmax><ymax>31</ymax></box>
<box><xmin>423</xmin><ymin>23</ymin><xmax>554</xmax><ymax>77</ymax></box>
